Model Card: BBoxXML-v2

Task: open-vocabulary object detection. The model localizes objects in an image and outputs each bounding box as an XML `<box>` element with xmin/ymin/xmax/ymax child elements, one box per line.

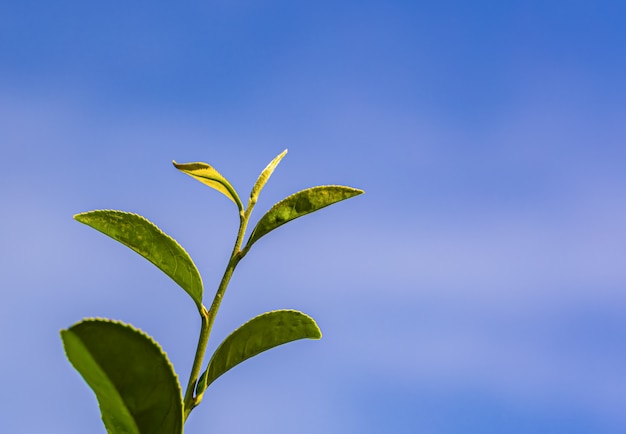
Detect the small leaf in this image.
<box><xmin>196</xmin><ymin>310</ymin><xmax>321</xmax><ymax>394</ymax></box>
<box><xmin>75</xmin><ymin>210</ymin><xmax>203</xmax><ymax>306</ymax></box>
<box><xmin>244</xmin><ymin>185</ymin><xmax>364</xmax><ymax>250</ymax></box>
<box><xmin>61</xmin><ymin>319</ymin><xmax>184</xmax><ymax>434</ymax></box>
<box><xmin>249</xmin><ymin>149</ymin><xmax>287</xmax><ymax>204</ymax></box>
<box><xmin>173</xmin><ymin>161</ymin><xmax>243</xmax><ymax>211</ymax></box>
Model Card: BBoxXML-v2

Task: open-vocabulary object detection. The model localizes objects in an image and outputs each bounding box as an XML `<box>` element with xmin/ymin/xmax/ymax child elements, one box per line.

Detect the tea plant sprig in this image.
<box><xmin>60</xmin><ymin>149</ymin><xmax>363</xmax><ymax>434</ymax></box>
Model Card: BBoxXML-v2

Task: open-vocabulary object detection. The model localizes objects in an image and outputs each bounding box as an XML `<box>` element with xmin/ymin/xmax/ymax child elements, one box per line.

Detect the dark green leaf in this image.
<box><xmin>61</xmin><ymin>319</ymin><xmax>183</xmax><ymax>434</ymax></box>
<box><xmin>173</xmin><ymin>160</ymin><xmax>243</xmax><ymax>211</ymax></box>
<box><xmin>196</xmin><ymin>310</ymin><xmax>321</xmax><ymax>394</ymax></box>
<box><xmin>244</xmin><ymin>185</ymin><xmax>364</xmax><ymax>250</ymax></box>
<box><xmin>249</xmin><ymin>149</ymin><xmax>287</xmax><ymax>205</ymax></box>
<box><xmin>74</xmin><ymin>210</ymin><xmax>203</xmax><ymax>306</ymax></box>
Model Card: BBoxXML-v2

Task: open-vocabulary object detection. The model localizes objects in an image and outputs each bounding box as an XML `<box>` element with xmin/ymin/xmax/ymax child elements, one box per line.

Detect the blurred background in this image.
<box><xmin>2</xmin><ymin>1</ymin><xmax>626</xmax><ymax>433</ymax></box>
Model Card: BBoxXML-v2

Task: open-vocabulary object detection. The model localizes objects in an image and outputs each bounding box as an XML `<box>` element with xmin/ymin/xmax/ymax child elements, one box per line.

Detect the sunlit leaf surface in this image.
<box><xmin>173</xmin><ymin>160</ymin><xmax>243</xmax><ymax>211</ymax></box>
<box><xmin>75</xmin><ymin>210</ymin><xmax>203</xmax><ymax>306</ymax></box>
<box><xmin>244</xmin><ymin>185</ymin><xmax>364</xmax><ymax>250</ymax></box>
<box><xmin>61</xmin><ymin>319</ymin><xmax>183</xmax><ymax>434</ymax></box>
<box><xmin>249</xmin><ymin>149</ymin><xmax>287</xmax><ymax>204</ymax></box>
<box><xmin>196</xmin><ymin>310</ymin><xmax>321</xmax><ymax>394</ymax></box>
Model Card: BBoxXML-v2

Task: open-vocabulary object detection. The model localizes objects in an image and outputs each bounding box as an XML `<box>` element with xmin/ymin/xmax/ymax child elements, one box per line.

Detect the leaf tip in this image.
<box><xmin>172</xmin><ymin>160</ymin><xmax>185</xmax><ymax>170</ymax></box>
<box><xmin>73</xmin><ymin>212</ymin><xmax>88</xmax><ymax>223</ymax></box>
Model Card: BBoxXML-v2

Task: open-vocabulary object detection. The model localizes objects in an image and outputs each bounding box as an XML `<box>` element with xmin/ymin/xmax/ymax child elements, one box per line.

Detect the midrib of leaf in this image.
<box><xmin>61</xmin><ymin>329</ymin><xmax>141</xmax><ymax>434</ymax></box>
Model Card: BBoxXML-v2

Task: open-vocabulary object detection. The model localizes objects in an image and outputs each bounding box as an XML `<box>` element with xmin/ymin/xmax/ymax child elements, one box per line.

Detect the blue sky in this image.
<box><xmin>2</xmin><ymin>1</ymin><xmax>626</xmax><ymax>433</ymax></box>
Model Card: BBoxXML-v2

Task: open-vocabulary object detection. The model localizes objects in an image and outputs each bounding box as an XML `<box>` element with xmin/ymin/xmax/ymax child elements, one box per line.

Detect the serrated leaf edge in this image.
<box><xmin>61</xmin><ymin>318</ymin><xmax>184</xmax><ymax>434</ymax></box>
<box><xmin>197</xmin><ymin>309</ymin><xmax>322</xmax><ymax>393</ymax></box>
<box><xmin>245</xmin><ymin>185</ymin><xmax>364</xmax><ymax>250</ymax></box>
<box><xmin>61</xmin><ymin>317</ymin><xmax>184</xmax><ymax>401</ymax></box>
<box><xmin>74</xmin><ymin>209</ymin><xmax>204</xmax><ymax>305</ymax></box>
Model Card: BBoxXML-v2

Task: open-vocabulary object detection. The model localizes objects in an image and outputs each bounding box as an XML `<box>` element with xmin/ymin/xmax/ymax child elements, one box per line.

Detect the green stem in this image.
<box><xmin>183</xmin><ymin>207</ymin><xmax>254</xmax><ymax>420</ymax></box>
<box><xmin>183</xmin><ymin>304</ymin><xmax>210</xmax><ymax>418</ymax></box>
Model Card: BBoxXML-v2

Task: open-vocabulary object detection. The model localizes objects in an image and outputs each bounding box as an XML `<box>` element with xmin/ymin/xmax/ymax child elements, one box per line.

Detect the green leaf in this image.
<box><xmin>173</xmin><ymin>160</ymin><xmax>243</xmax><ymax>211</ymax></box>
<box><xmin>196</xmin><ymin>310</ymin><xmax>322</xmax><ymax>394</ymax></box>
<box><xmin>74</xmin><ymin>210</ymin><xmax>203</xmax><ymax>306</ymax></box>
<box><xmin>61</xmin><ymin>319</ymin><xmax>184</xmax><ymax>434</ymax></box>
<box><xmin>244</xmin><ymin>185</ymin><xmax>364</xmax><ymax>250</ymax></box>
<box><xmin>249</xmin><ymin>149</ymin><xmax>287</xmax><ymax>205</ymax></box>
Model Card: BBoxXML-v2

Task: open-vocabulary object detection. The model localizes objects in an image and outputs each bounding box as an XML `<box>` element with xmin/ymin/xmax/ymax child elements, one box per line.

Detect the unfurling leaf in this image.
<box><xmin>61</xmin><ymin>319</ymin><xmax>184</xmax><ymax>434</ymax></box>
<box><xmin>173</xmin><ymin>160</ymin><xmax>243</xmax><ymax>211</ymax></box>
<box><xmin>244</xmin><ymin>185</ymin><xmax>364</xmax><ymax>250</ymax></box>
<box><xmin>196</xmin><ymin>310</ymin><xmax>321</xmax><ymax>395</ymax></box>
<box><xmin>74</xmin><ymin>210</ymin><xmax>203</xmax><ymax>306</ymax></box>
<box><xmin>249</xmin><ymin>149</ymin><xmax>287</xmax><ymax>205</ymax></box>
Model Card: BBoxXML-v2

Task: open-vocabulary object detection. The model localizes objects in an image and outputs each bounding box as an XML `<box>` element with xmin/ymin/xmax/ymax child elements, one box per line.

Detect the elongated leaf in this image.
<box><xmin>249</xmin><ymin>149</ymin><xmax>287</xmax><ymax>204</ymax></box>
<box><xmin>244</xmin><ymin>185</ymin><xmax>364</xmax><ymax>250</ymax></box>
<box><xmin>75</xmin><ymin>210</ymin><xmax>203</xmax><ymax>306</ymax></box>
<box><xmin>173</xmin><ymin>160</ymin><xmax>243</xmax><ymax>211</ymax></box>
<box><xmin>196</xmin><ymin>310</ymin><xmax>321</xmax><ymax>394</ymax></box>
<box><xmin>61</xmin><ymin>319</ymin><xmax>184</xmax><ymax>434</ymax></box>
